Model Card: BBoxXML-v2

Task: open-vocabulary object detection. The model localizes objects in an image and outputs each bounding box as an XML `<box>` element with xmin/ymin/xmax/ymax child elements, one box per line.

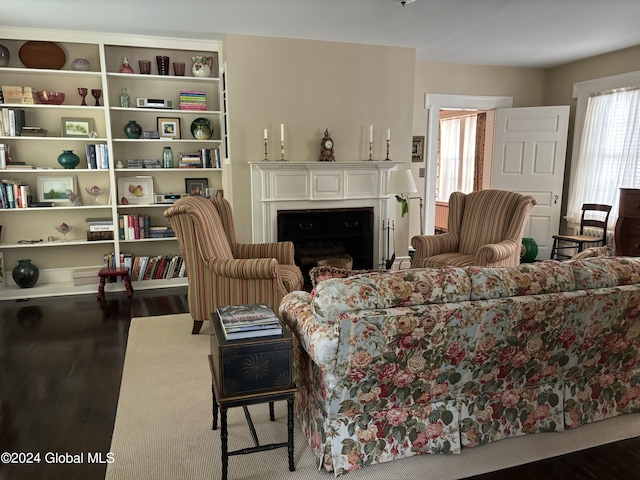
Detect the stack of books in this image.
<box><xmin>217</xmin><ymin>303</ymin><xmax>282</xmax><ymax>341</ymax></box>
<box><xmin>178</xmin><ymin>151</ymin><xmax>202</xmax><ymax>168</ymax></box>
<box><xmin>20</xmin><ymin>126</ymin><xmax>47</xmax><ymax>137</ymax></box>
<box><xmin>86</xmin><ymin>217</ymin><xmax>115</xmax><ymax>241</ymax></box>
<box><xmin>179</xmin><ymin>91</ymin><xmax>207</xmax><ymax>110</ymax></box>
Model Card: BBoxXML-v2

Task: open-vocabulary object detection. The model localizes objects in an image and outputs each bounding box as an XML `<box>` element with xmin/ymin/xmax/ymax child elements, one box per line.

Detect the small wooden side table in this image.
<box><xmin>208</xmin><ymin>313</ymin><xmax>297</xmax><ymax>480</ymax></box>
<box><xmin>97</xmin><ymin>267</ymin><xmax>133</xmax><ymax>300</ymax></box>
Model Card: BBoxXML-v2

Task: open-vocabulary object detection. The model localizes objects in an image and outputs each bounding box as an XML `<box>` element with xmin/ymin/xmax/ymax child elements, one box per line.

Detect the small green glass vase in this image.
<box><xmin>57</xmin><ymin>150</ymin><xmax>80</xmax><ymax>169</ymax></box>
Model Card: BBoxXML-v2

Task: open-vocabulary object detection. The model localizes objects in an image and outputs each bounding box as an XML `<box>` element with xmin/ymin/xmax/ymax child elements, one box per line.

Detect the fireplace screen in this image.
<box><xmin>277</xmin><ymin>207</ymin><xmax>374</xmax><ymax>286</ymax></box>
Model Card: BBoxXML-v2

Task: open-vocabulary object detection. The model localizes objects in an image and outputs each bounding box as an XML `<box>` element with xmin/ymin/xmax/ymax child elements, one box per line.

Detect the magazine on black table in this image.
<box><xmin>217</xmin><ymin>303</ymin><xmax>282</xmax><ymax>340</ymax></box>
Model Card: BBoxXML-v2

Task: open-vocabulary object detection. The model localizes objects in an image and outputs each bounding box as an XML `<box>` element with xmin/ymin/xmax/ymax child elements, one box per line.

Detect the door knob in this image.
<box><xmin>553</xmin><ymin>195</ymin><xmax>559</xmax><ymax>204</ymax></box>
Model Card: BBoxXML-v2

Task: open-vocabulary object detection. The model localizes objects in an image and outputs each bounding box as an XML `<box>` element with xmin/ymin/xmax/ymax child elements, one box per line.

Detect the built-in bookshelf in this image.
<box><xmin>0</xmin><ymin>30</ymin><xmax>228</xmax><ymax>299</ymax></box>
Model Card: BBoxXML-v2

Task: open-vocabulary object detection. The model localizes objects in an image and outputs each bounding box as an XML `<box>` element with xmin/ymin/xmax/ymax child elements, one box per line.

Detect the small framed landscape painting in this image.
<box><xmin>61</xmin><ymin>117</ymin><xmax>94</xmax><ymax>138</ymax></box>
<box><xmin>36</xmin><ymin>175</ymin><xmax>77</xmax><ymax>204</ymax></box>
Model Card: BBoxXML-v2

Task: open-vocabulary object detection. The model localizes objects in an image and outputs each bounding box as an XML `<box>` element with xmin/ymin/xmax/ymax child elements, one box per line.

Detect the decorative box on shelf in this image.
<box><xmin>72</xmin><ymin>267</ymin><xmax>100</xmax><ymax>287</ymax></box>
<box><xmin>209</xmin><ymin>312</ymin><xmax>293</xmax><ymax>398</ymax></box>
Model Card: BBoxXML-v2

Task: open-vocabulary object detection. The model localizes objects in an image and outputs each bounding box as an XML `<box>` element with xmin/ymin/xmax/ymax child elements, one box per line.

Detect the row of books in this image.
<box><xmin>217</xmin><ymin>303</ymin><xmax>282</xmax><ymax>341</ymax></box>
<box><xmin>117</xmin><ymin>214</ymin><xmax>176</xmax><ymax>240</ymax></box>
<box><xmin>178</xmin><ymin>148</ymin><xmax>221</xmax><ymax>168</ymax></box>
<box><xmin>0</xmin><ymin>107</ymin><xmax>26</xmax><ymax>137</ymax></box>
<box><xmin>119</xmin><ymin>214</ymin><xmax>151</xmax><ymax>240</ymax></box>
<box><xmin>85</xmin><ymin>144</ymin><xmax>110</xmax><ymax>170</ymax></box>
<box><xmin>179</xmin><ymin>90</ymin><xmax>207</xmax><ymax>110</ymax></box>
<box><xmin>104</xmin><ymin>252</ymin><xmax>187</xmax><ymax>282</ymax></box>
<box><xmin>0</xmin><ymin>178</ymin><xmax>29</xmax><ymax>209</ymax></box>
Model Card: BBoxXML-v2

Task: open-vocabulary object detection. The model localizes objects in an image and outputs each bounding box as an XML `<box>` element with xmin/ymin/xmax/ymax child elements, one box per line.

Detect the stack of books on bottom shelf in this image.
<box><xmin>217</xmin><ymin>303</ymin><xmax>283</xmax><ymax>341</ymax></box>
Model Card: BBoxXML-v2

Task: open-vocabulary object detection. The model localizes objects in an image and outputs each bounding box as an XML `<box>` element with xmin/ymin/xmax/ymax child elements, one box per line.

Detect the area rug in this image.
<box><xmin>105</xmin><ymin>314</ymin><xmax>640</xmax><ymax>480</ymax></box>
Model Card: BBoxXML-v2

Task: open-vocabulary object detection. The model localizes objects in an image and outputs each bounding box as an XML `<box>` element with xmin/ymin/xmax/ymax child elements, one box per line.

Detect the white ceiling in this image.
<box><xmin>4</xmin><ymin>0</ymin><xmax>640</xmax><ymax>68</ymax></box>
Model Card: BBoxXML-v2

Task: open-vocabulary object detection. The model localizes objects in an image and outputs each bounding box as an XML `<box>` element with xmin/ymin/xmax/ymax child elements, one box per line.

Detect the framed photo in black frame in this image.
<box><xmin>185</xmin><ymin>178</ymin><xmax>208</xmax><ymax>197</ymax></box>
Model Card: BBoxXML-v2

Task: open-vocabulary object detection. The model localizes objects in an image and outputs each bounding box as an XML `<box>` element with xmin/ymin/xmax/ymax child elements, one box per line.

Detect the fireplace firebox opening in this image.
<box><xmin>277</xmin><ymin>207</ymin><xmax>374</xmax><ymax>288</ymax></box>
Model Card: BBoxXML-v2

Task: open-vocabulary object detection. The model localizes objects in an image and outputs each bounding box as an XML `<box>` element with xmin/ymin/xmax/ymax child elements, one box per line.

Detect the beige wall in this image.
<box><xmin>223</xmin><ymin>34</ymin><xmax>416</xmax><ymax>242</ymax></box>
<box><xmin>408</xmin><ymin>61</ymin><xmax>546</xmax><ymax>240</ymax></box>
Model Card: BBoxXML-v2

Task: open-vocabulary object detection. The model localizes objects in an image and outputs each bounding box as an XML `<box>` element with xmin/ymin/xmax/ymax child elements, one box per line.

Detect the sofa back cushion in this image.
<box><xmin>467</xmin><ymin>260</ymin><xmax>576</xmax><ymax>300</ymax></box>
<box><xmin>570</xmin><ymin>256</ymin><xmax>640</xmax><ymax>289</ymax></box>
<box><xmin>311</xmin><ymin>267</ymin><xmax>470</xmax><ymax>323</ymax></box>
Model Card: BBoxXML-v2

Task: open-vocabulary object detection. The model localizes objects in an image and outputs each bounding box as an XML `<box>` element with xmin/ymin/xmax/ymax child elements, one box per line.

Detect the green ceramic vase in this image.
<box><xmin>57</xmin><ymin>150</ymin><xmax>80</xmax><ymax>169</ymax></box>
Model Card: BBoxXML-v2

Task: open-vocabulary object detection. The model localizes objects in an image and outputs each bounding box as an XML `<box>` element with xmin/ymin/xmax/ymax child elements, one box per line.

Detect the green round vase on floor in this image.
<box><xmin>12</xmin><ymin>259</ymin><xmax>39</xmax><ymax>288</ymax></box>
<box><xmin>57</xmin><ymin>150</ymin><xmax>80</xmax><ymax>169</ymax></box>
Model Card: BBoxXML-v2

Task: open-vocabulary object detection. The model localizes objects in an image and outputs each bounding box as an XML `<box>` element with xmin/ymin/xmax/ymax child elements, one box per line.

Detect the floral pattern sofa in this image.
<box><xmin>279</xmin><ymin>257</ymin><xmax>640</xmax><ymax>476</ymax></box>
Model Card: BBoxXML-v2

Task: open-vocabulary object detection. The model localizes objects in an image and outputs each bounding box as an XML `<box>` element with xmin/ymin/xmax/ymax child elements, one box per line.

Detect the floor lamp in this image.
<box><xmin>385</xmin><ymin>169</ymin><xmax>417</xmax><ymax>269</ymax></box>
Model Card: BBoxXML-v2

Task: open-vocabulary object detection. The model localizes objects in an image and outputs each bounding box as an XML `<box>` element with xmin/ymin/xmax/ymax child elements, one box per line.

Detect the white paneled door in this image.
<box><xmin>491</xmin><ymin>106</ymin><xmax>570</xmax><ymax>260</ymax></box>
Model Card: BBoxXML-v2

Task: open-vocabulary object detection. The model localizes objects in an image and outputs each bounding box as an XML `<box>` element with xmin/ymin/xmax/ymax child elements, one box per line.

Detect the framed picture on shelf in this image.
<box><xmin>61</xmin><ymin>117</ymin><xmax>95</xmax><ymax>138</ymax></box>
<box><xmin>117</xmin><ymin>176</ymin><xmax>155</xmax><ymax>205</ymax></box>
<box><xmin>185</xmin><ymin>178</ymin><xmax>208</xmax><ymax>197</ymax></box>
<box><xmin>36</xmin><ymin>175</ymin><xmax>77</xmax><ymax>204</ymax></box>
<box><xmin>157</xmin><ymin>117</ymin><xmax>181</xmax><ymax>139</ymax></box>
<box><xmin>412</xmin><ymin>136</ymin><xmax>425</xmax><ymax>162</ymax></box>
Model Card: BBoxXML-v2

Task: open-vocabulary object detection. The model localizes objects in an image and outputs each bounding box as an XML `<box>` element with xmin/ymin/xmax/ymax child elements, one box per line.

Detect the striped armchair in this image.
<box><xmin>411</xmin><ymin>189</ymin><xmax>537</xmax><ymax>268</ymax></box>
<box><xmin>164</xmin><ymin>196</ymin><xmax>304</xmax><ymax>334</ymax></box>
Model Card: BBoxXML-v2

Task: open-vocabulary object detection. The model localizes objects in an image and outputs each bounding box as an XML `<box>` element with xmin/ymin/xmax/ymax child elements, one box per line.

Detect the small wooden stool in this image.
<box><xmin>97</xmin><ymin>267</ymin><xmax>133</xmax><ymax>300</ymax></box>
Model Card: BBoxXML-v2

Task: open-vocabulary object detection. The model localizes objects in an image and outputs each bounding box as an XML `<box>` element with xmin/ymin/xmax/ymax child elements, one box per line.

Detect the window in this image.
<box><xmin>568</xmin><ymin>72</ymin><xmax>640</xmax><ymax>227</ymax></box>
<box><xmin>436</xmin><ymin>115</ymin><xmax>477</xmax><ymax>201</ymax></box>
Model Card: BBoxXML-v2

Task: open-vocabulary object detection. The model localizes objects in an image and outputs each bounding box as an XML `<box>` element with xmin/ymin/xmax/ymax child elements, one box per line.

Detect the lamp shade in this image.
<box><xmin>387</xmin><ymin>169</ymin><xmax>417</xmax><ymax>194</ymax></box>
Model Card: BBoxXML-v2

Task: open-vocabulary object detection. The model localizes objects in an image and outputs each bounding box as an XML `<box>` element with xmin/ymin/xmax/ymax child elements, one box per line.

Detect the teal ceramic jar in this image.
<box><xmin>12</xmin><ymin>259</ymin><xmax>39</xmax><ymax>288</ymax></box>
<box><xmin>124</xmin><ymin>120</ymin><xmax>142</xmax><ymax>139</ymax></box>
<box><xmin>57</xmin><ymin>150</ymin><xmax>80</xmax><ymax>169</ymax></box>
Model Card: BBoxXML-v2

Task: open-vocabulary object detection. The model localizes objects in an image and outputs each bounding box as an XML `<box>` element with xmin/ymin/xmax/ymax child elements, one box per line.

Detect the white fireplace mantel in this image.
<box><xmin>250</xmin><ymin>161</ymin><xmax>400</xmax><ymax>268</ymax></box>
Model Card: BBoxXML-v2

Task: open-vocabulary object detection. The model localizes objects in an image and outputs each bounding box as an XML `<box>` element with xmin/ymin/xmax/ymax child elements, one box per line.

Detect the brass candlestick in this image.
<box><xmin>278</xmin><ymin>141</ymin><xmax>287</xmax><ymax>162</ymax></box>
<box><xmin>384</xmin><ymin>139</ymin><xmax>391</xmax><ymax>161</ymax></box>
<box><xmin>262</xmin><ymin>138</ymin><xmax>269</xmax><ymax>162</ymax></box>
<box><xmin>366</xmin><ymin>141</ymin><xmax>373</xmax><ymax>161</ymax></box>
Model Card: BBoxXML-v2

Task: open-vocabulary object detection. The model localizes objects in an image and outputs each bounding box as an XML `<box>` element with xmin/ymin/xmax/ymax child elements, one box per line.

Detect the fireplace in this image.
<box><xmin>250</xmin><ymin>161</ymin><xmax>399</xmax><ymax>273</ymax></box>
<box><xmin>277</xmin><ymin>207</ymin><xmax>374</xmax><ymax>285</ymax></box>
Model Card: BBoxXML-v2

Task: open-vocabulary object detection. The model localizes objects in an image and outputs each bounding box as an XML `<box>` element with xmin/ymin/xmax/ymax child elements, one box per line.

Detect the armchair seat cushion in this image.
<box><xmin>417</xmin><ymin>253</ymin><xmax>478</xmax><ymax>268</ymax></box>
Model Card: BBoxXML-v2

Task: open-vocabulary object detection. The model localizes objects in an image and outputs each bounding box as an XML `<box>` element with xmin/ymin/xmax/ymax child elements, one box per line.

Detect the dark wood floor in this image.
<box><xmin>0</xmin><ymin>287</ymin><xmax>638</xmax><ymax>480</ymax></box>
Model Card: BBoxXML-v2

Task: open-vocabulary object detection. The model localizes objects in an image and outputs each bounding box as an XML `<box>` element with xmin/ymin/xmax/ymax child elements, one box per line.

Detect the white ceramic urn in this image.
<box><xmin>191</xmin><ymin>55</ymin><xmax>213</xmax><ymax>77</ymax></box>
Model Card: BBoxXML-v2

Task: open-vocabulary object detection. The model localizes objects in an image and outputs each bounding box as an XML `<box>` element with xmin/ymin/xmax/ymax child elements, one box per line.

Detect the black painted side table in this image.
<box><xmin>208</xmin><ymin>313</ymin><xmax>297</xmax><ymax>480</ymax></box>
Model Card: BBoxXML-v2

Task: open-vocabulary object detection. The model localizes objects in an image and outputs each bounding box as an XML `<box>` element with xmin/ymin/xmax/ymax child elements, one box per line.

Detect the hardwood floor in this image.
<box><xmin>0</xmin><ymin>287</ymin><xmax>638</xmax><ymax>480</ymax></box>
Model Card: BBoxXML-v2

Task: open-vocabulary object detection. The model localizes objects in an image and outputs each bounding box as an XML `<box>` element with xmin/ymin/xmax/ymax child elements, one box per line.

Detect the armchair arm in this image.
<box><xmin>206</xmin><ymin>257</ymin><xmax>280</xmax><ymax>280</ymax></box>
<box><xmin>231</xmin><ymin>241</ymin><xmax>296</xmax><ymax>265</ymax></box>
<box><xmin>411</xmin><ymin>232</ymin><xmax>459</xmax><ymax>267</ymax></box>
<box><xmin>475</xmin><ymin>239</ymin><xmax>521</xmax><ymax>265</ymax></box>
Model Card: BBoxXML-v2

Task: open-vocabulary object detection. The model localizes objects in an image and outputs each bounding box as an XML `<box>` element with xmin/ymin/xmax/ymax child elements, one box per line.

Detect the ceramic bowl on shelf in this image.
<box><xmin>36</xmin><ymin>91</ymin><xmax>65</xmax><ymax>105</ymax></box>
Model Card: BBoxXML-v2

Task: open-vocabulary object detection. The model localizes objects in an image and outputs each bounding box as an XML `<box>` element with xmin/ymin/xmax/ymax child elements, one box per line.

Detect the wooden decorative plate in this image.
<box><xmin>19</xmin><ymin>41</ymin><xmax>66</xmax><ymax>69</ymax></box>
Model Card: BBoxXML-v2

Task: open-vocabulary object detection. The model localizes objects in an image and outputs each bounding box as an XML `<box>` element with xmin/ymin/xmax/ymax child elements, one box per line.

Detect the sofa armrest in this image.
<box><xmin>231</xmin><ymin>241</ymin><xmax>296</xmax><ymax>265</ymax></box>
<box><xmin>279</xmin><ymin>291</ymin><xmax>339</xmax><ymax>372</ymax></box>
<box><xmin>475</xmin><ymin>239</ymin><xmax>520</xmax><ymax>264</ymax></box>
<box><xmin>411</xmin><ymin>232</ymin><xmax>459</xmax><ymax>267</ymax></box>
